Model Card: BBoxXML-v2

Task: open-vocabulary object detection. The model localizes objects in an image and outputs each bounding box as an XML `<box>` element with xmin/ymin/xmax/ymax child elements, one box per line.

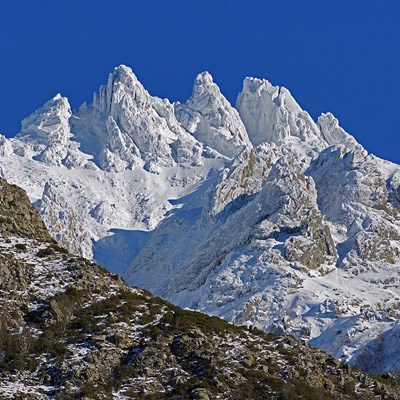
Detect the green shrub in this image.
<box><xmin>15</xmin><ymin>243</ymin><xmax>27</xmax><ymax>252</ymax></box>
<box><xmin>49</xmin><ymin>243</ymin><xmax>69</xmax><ymax>254</ymax></box>
<box><xmin>37</xmin><ymin>247</ymin><xmax>55</xmax><ymax>258</ymax></box>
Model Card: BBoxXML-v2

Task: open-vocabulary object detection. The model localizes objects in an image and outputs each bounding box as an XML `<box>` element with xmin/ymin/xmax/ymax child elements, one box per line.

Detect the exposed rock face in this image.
<box><xmin>0</xmin><ymin>177</ymin><xmax>51</xmax><ymax>242</ymax></box>
<box><xmin>127</xmin><ymin>154</ymin><xmax>337</xmax><ymax>296</ymax></box>
<box><xmin>209</xmin><ymin>143</ymin><xmax>280</xmax><ymax>216</ymax></box>
<box><xmin>0</xmin><ymin>180</ymin><xmax>399</xmax><ymax>399</ymax></box>
<box><xmin>307</xmin><ymin>146</ymin><xmax>400</xmax><ymax>267</ymax></box>
<box><xmin>35</xmin><ymin>180</ymin><xmax>91</xmax><ymax>257</ymax></box>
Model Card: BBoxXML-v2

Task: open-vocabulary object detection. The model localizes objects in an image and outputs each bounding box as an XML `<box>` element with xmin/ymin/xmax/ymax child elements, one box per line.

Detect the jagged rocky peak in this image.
<box><xmin>75</xmin><ymin>64</ymin><xmax>205</xmax><ymax>173</ymax></box>
<box><xmin>236</xmin><ymin>78</ymin><xmax>322</xmax><ymax>150</ymax></box>
<box><xmin>93</xmin><ymin>64</ymin><xmax>146</xmax><ymax>114</ymax></box>
<box><xmin>14</xmin><ymin>94</ymin><xmax>92</xmax><ymax>168</ymax></box>
<box><xmin>236</xmin><ymin>77</ymin><xmax>328</xmax><ymax>157</ymax></box>
<box><xmin>175</xmin><ymin>71</ymin><xmax>251</xmax><ymax>158</ymax></box>
<box><xmin>0</xmin><ymin>134</ymin><xmax>13</xmax><ymax>157</ymax></box>
<box><xmin>318</xmin><ymin>112</ymin><xmax>362</xmax><ymax>151</ymax></box>
<box><xmin>19</xmin><ymin>93</ymin><xmax>72</xmax><ymax>145</ymax></box>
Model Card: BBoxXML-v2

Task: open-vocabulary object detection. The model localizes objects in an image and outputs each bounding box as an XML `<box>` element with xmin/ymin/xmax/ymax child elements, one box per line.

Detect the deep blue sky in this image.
<box><xmin>1</xmin><ymin>1</ymin><xmax>399</xmax><ymax>162</ymax></box>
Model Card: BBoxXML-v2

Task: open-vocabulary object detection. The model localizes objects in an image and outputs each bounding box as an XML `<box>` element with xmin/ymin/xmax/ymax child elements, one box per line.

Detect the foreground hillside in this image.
<box><xmin>0</xmin><ymin>180</ymin><xmax>399</xmax><ymax>399</ymax></box>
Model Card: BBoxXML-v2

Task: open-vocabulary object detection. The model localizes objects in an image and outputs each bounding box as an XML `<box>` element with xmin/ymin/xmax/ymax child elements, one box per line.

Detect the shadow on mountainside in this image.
<box><xmin>93</xmin><ymin>229</ymin><xmax>153</xmax><ymax>275</ymax></box>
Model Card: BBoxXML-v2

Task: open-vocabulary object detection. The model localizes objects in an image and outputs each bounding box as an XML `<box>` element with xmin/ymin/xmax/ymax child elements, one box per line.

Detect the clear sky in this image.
<box><xmin>1</xmin><ymin>1</ymin><xmax>399</xmax><ymax>162</ymax></box>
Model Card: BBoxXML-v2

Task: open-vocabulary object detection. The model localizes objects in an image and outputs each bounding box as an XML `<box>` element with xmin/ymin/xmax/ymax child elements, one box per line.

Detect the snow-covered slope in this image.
<box><xmin>1</xmin><ymin>64</ymin><xmax>400</xmax><ymax>379</ymax></box>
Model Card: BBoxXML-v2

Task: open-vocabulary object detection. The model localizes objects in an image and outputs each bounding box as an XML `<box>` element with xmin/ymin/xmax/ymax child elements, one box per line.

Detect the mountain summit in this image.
<box><xmin>175</xmin><ymin>71</ymin><xmax>251</xmax><ymax>158</ymax></box>
<box><xmin>1</xmin><ymin>65</ymin><xmax>400</xmax><ymax>380</ymax></box>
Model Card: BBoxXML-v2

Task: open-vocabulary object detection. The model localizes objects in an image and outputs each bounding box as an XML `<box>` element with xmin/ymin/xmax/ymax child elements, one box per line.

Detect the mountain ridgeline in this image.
<box><xmin>0</xmin><ymin>65</ymin><xmax>400</xmax><ymax>381</ymax></box>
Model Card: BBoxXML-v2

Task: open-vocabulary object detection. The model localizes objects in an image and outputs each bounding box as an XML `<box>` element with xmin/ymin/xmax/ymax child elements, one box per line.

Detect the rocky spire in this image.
<box><xmin>175</xmin><ymin>71</ymin><xmax>251</xmax><ymax>158</ymax></box>
<box><xmin>318</xmin><ymin>112</ymin><xmax>362</xmax><ymax>151</ymax></box>
<box><xmin>236</xmin><ymin>77</ymin><xmax>325</xmax><ymax>157</ymax></box>
<box><xmin>19</xmin><ymin>93</ymin><xmax>72</xmax><ymax>145</ymax></box>
<box><xmin>77</xmin><ymin>65</ymin><xmax>204</xmax><ymax>173</ymax></box>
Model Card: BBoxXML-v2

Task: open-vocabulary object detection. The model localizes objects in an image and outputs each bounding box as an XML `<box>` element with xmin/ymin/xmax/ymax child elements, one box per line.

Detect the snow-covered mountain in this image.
<box><xmin>0</xmin><ymin>65</ymin><xmax>230</xmax><ymax>269</ymax></box>
<box><xmin>1</xmin><ymin>65</ymin><xmax>400</xmax><ymax>379</ymax></box>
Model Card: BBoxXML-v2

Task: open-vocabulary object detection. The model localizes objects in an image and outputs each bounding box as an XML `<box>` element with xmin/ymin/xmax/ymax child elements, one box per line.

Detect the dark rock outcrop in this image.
<box><xmin>0</xmin><ymin>177</ymin><xmax>51</xmax><ymax>242</ymax></box>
